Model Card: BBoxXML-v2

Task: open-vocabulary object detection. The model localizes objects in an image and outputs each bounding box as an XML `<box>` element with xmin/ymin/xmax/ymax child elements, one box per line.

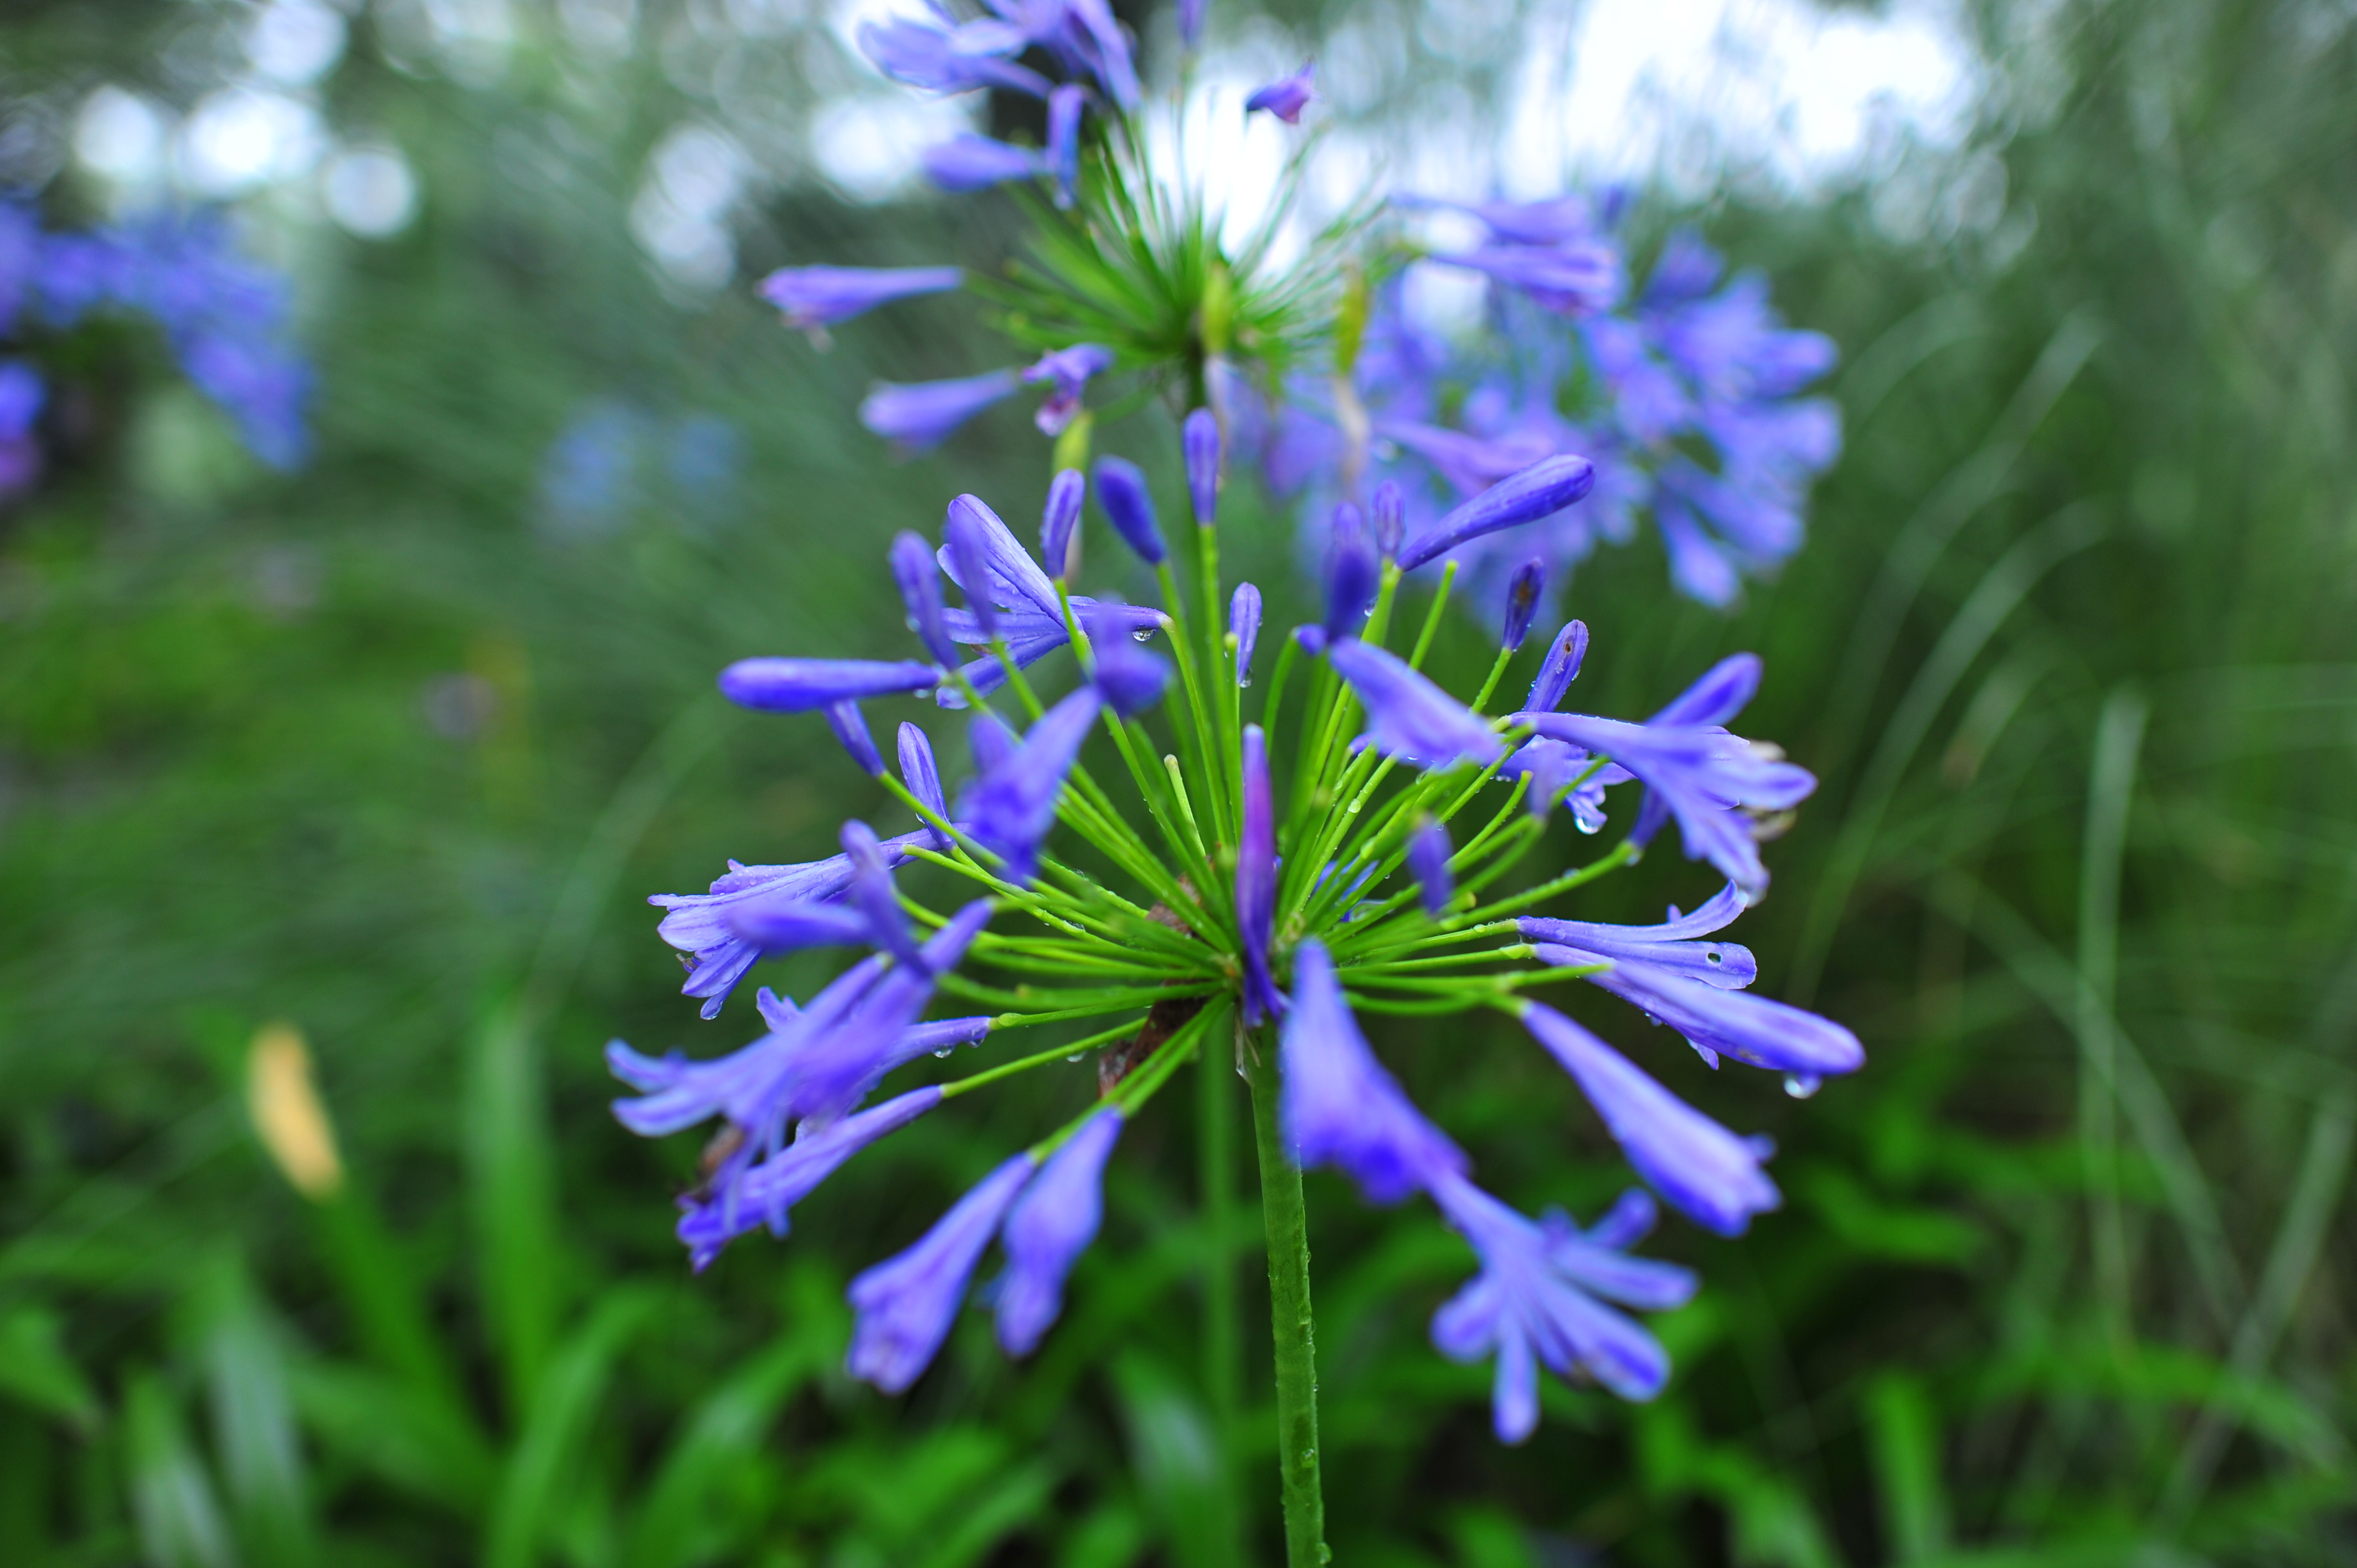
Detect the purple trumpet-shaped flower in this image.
<box><xmin>1178</xmin><ymin>0</ymin><xmax>1206</xmax><ymax>47</ymax></box>
<box><xmin>722</xmin><ymin>899</ymin><xmax>876</xmax><ymax>956</ymax></box>
<box><xmin>1558</xmin><ymin>951</ymin><xmax>1864</xmax><ymax>1080</ymax></box>
<box><xmin>606</xmin><ymin>953</ymin><xmax>888</xmax><ymax>1148</ymax></box>
<box><xmin>719</xmin><ymin>658</ymin><xmax>940</xmax><ymax>713</ymax></box>
<box><xmin>841</xmin><ymin>820</ymin><xmax>922</xmax><ymax>970</ymax></box>
<box><xmin>1520</xmin><ymin>882</ymin><xmax>1756</xmax><ymax>989</ymax></box>
<box><xmin>1245</xmin><ymin>61</ymin><xmax>1316</xmax><ymax>124</ymax></box>
<box><xmin>1364</xmin><ymin>483</ymin><xmax>1404</xmax><ymax>561</ymax></box>
<box><xmin>823</xmin><ymin>702</ymin><xmax>886</xmax><ymax>776</ymax></box>
<box><xmin>1092</xmin><ymin>455</ymin><xmax>1166</xmax><ymax>565</ymax></box>
<box><xmin>1500</xmin><ymin>559</ymin><xmax>1544</xmax><ymax>652</ymax></box>
<box><xmin>1516</xmin><ymin>1003</ymin><xmax>1780</xmax><ymax>1235</ymax></box>
<box><xmin>996</xmin><ymin>1106</ymin><xmax>1123</xmax><ymax>1355</ymax></box>
<box><xmin>1023</xmin><ymin>344</ymin><xmax>1114</xmax><ymax>436</ymax></box>
<box><xmin>1280</xmin><ymin>938</ymin><xmax>1468</xmax><ymax>1203</ymax></box>
<box><xmin>1184</xmin><ymin>407</ymin><xmax>1222</xmax><ymax>525</ymax></box>
<box><xmin>944</xmin><ymin>494</ymin><xmax>1003</xmax><ymax>643</ymax></box>
<box><xmin>1396</xmin><ymin>455</ymin><xmax>1597</xmax><ymax>571</ymax></box>
<box><xmin>760</xmin><ymin>265</ymin><xmax>963</xmax><ymax>334</ymax></box>
<box><xmin>1047</xmin><ymin>85</ymin><xmax>1084</xmax><ymax>207</ymax></box>
<box><xmin>1428</xmin><ymin>1172</ymin><xmax>1675</xmax><ymax>1440</ymax></box>
<box><xmin>861</xmin><ymin>370</ymin><xmax>1020</xmax><ymax>451</ymax></box>
<box><xmin>964</xmin><ymin>686</ymin><xmax>1103</xmax><ymax>880</ymax></box>
<box><xmin>857</xmin><ymin>17</ymin><xmax>1051</xmax><ymax>97</ymax></box>
<box><xmin>847</xmin><ymin>1154</ymin><xmax>1036</xmax><ymax>1394</ymax></box>
<box><xmin>898</xmin><ymin>723</ymin><xmax>954</xmax><ymax>850</ymax></box>
<box><xmin>1526</xmin><ymin>620</ymin><xmax>1589</xmax><ymax>711</ymax></box>
<box><xmin>1327</xmin><ymin>639</ymin><xmax>1504</xmax><ymax>770</ymax></box>
<box><xmin>971</xmin><ymin>709</ymin><xmax>1017</xmax><ymax>775</ymax></box>
<box><xmin>1400</xmin><ymin>193</ymin><xmax>1613</xmax><ymax>249</ymax></box>
<box><xmin>1091</xmin><ymin>633</ymin><xmax>1171</xmax><ymax>718</ymax></box>
<box><xmin>650</xmin><ymin>829</ymin><xmax>937</xmax><ymax>1017</ymax></box>
<box><xmin>1515</xmin><ymin>653</ymin><xmax>1814</xmax><ymax>898</ymax></box>
<box><xmin>675</xmin><ymin>1086</ymin><xmax>945</xmax><ymax>1271</ymax></box>
<box><xmin>1537</xmin><ymin>1189</ymin><xmax>1697</xmax><ymax>1311</ymax></box>
<box><xmin>1428</xmin><ymin>241</ymin><xmax>1623</xmax><ymax>317</ymax></box>
<box><xmin>1040</xmin><ymin>468</ymin><xmax>1085</xmax><ymax>579</ymax></box>
<box><xmin>934</xmin><ymin>492</ymin><xmax>1162</xmax><ymax>701</ymax></box>
<box><xmin>923</xmin><ymin>135</ymin><xmax>1049</xmax><ymax>193</ymax></box>
<box><xmin>1407</xmin><ymin>819</ymin><xmax>1454</xmax><ymax>916</ymax></box>
<box><xmin>785</xmin><ymin>900</ymin><xmax>995</xmax><ymax>1123</ymax></box>
<box><xmin>1323</xmin><ymin>503</ymin><xmax>1378</xmax><ymax>641</ymax></box>
<box><xmin>1497</xmin><ymin>736</ymin><xmax>1628</xmax><ymax>832</ymax></box>
<box><xmin>893</xmin><ymin>530</ymin><xmax>961</xmax><ymax>667</ymax></box>
<box><xmin>1229</xmin><ymin>582</ymin><xmax>1262</xmax><ymax>684</ymax></box>
<box><xmin>1238</xmin><ymin>725</ymin><xmax>1284</xmax><ymax>1024</ymax></box>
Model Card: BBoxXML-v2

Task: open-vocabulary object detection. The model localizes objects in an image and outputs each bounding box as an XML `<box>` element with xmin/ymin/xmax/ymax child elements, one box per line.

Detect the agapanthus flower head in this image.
<box><xmin>616</xmin><ymin>392</ymin><xmax>1849</xmax><ymax>1466</ymax></box>
<box><xmin>1245</xmin><ymin>61</ymin><xmax>1317</xmax><ymax>125</ymax></box>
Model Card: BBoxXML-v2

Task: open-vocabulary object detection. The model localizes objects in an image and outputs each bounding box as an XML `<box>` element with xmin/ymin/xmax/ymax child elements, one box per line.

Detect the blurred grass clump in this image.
<box><xmin>3</xmin><ymin>0</ymin><xmax>2355</xmax><ymax>1564</ymax></box>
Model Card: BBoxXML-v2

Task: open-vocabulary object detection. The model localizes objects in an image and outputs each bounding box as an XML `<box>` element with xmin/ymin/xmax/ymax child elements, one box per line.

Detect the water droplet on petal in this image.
<box><xmin>1131</xmin><ymin>628</ymin><xmax>1154</xmax><ymax>643</ymax></box>
<box><xmin>1783</xmin><ymin>1072</ymin><xmax>1821</xmax><ymax>1099</ymax></box>
<box><xmin>1239</xmin><ymin>675</ymin><xmax>1252</xmax><ymax>688</ymax></box>
<box><xmin>933</xmin><ymin>1048</ymin><xmax>954</xmax><ymax>1059</ymax></box>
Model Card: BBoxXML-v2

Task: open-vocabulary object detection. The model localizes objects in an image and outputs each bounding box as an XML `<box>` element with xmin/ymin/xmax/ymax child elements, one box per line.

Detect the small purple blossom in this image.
<box><xmin>1184</xmin><ymin>408</ymin><xmax>1222</xmax><ymax>525</ymax></box>
<box><xmin>842</xmin><ymin>819</ymin><xmax>922</xmax><ymax>970</ymax></box>
<box><xmin>1500</xmin><ymin>559</ymin><xmax>1544</xmax><ymax>651</ymax></box>
<box><xmin>898</xmin><ymin>723</ymin><xmax>954</xmax><ymax>849</ymax></box>
<box><xmin>1517</xmin><ymin>1003</ymin><xmax>1780</xmax><ymax>1236</ymax></box>
<box><xmin>786</xmin><ymin>900</ymin><xmax>995</xmax><ymax>1122</ymax></box>
<box><xmin>970</xmin><ymin>709</ymin><xmax>1017</xmax><ymax>775</ymax></box>
<box><xmin>760</xmin><ymin>264</ymin><xmax>963</xmax><ymax>333</ymax></box>
<box><xmin>857</xmin><ymin>17</ymin><xmax>1051</xmax><ymax>97</ymax></box>
<box><xmin>1526</xmin><ymin>620</ymin><xmax>1589</xmax><ymax>711</ymax></box>
<box><xmin>719</xmin><ymin>657</ymin><xmax>940</xmax><ymax>713</ymax></box>
<box><xmin>1023</xmin><ymin>343</ymin><xmax>1114</xmax><ymax>436</ymax></box>
<box><xmin>1428</xmin><ymin>241</ymin><xmax>1623</xmax><ymax>317</ymax></box>
<box><xmin>1370</xmin><ymin>479</ymin><xmax>1406</xmax><ymax>557</ymax></box>
<box><xmin>1245</xmin><ymin>61</ymin><xmax>1316</xmax><ymax>125</ymax></box>
<box><xmin>1519</xmin><ymin>883</ymin><xmax>1755</xmax><ymax>989</ymax></box>
<box><xmin>964</xmin><ymin>685</ymin><xmax>1103</xmax><ymax>879</ymax></box>
<box><xmin>924</xmin><ymin>134</ymin><xmax>1051</xmax><ymax>193</ymax></box>
<box><xmin>1515</xmin><ymin>653</ymin><xmax>1814</xmax><ymax>898</ymax></box>
<box><xmin>847</xmin><ymin>1154</ymin><xmax>1036</xmax><ymax>1394</ymax></box>
<box><xmin>1396</xmin><ymin>455</ymin><xmax>1597</xmax><ymax>571</ymax></box>
<box><xmin>1407</xmin><ymin>819</ymin><xmax>1454</xmax><ymax>916</ymax></box>
<box><xmin>996</xmin><ymin>1107</ymin><xmax>1123</xmax><ymax>1355</ymax></box>
<box><xmin>944</xmin><ymin>494</ymin><xmax>1005</xmax><ymax>643</ymax></box>
<box><xmin>1497</xmin><ymin>737</ymin><xmax>1627</xmax><ymax>832</ymax></box>
<box><xmin>1428</xmin><ymin>1172</ymin><xmax>1674</xmax><ymax>1440</ymax></box>
<box><xmin>1179</xmin><ymin>0</ymin><xmax>1206</xmax><ymax>47</ymax></box>
<box><xmin>893</xmin><ymin>530</ymin><xmax>961</xmax><ymax>666</ymax></box>
<box><xmin>1229</xmin><ymin>582</ymin><xmax>1263</xmax><ymax>684</ymax></box>
<box><xmin>1572</xmin><ymin>955</ymin><xmax>1864</xmax><ymax>1079</ymax></box>
<box><xmin>1092</xmin><ymin>455</ymin><xmax>1166</xmax><ymax>564</ymax></box>
<box><xmin>1041</xmin><ymin>468</ymin><xmax>1086</xmax><ymax>579</ymax></box>
<box><xmin>1047</xmin><ymin>84</ymin><xmax>1084</xmax><ymax>206</ymax></box>
<box><xmin>1401</xmin><ymin>193</ymin><xmax>1612</xmax><ymax>248</ymax></box>
<box><xmin>861</xmin><ymin>370</ymin><xmax>1020</xmax><ymax>451</ymax></box>
<box><xmin>1327</xmin><ymin>640</ymin><xmax>1503</xmax><ymax>770</ymax></box>
<box><xmin>1238</xmin><ymin>725</ymin><xmax>1283</xmax><ymax>1024</ymax></box>
<box><xmin>1322</xmin><ymin>505</ymin><xmax>1378</xmax><ymax>641</ymax></box>
<box><xmin>675</xmin><ymin>1086</ymin><xmax>945</xmax><ymax>1270</ymax></box>
<box><xmin>1279</xmin><ymin>938</ymin><xmax>1468</xmax><ymax>1203</ymax></box>
<box><xmin>824</xmin><ymin>701</ymin><xmax>887</xmax><ymax>776</ymax></box>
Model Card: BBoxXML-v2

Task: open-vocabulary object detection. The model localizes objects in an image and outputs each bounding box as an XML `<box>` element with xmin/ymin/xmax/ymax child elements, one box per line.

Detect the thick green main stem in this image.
<box><xmin>1246</xmin><ymin>1036</ymin><xmax>1327</xmax><ymax>1567</ymax></box>
<box><xmin>1201</xmin><ymin>1018</ymin><xmax>1244</xmax><ymax>1560</ymax></box>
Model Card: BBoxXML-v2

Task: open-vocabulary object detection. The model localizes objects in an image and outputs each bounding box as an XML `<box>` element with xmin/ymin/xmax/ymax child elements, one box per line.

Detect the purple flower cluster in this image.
<box><xmin>2</xmin><ymin>205</ymin><xmax>310</xmax><ymax>479</ymax></box>
<box><xmin>1253</xmin><ymin>209</ymin><xmax>1837</xmax><ymax>618</ymax></box>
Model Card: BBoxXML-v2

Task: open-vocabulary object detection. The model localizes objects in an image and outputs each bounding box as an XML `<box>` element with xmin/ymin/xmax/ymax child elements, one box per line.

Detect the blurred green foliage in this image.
<box><xmin>4</xmin><ymin>0</ymin><xmax>2355</xmax><ymax>1563</ymax></box>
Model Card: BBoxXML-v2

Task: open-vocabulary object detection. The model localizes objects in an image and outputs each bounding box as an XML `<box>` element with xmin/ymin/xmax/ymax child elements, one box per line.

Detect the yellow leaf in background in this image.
<box><xmin>246</xmin><ymin>1022</ymin><xmax>344</xmax><ymax>1201</ymax></box>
